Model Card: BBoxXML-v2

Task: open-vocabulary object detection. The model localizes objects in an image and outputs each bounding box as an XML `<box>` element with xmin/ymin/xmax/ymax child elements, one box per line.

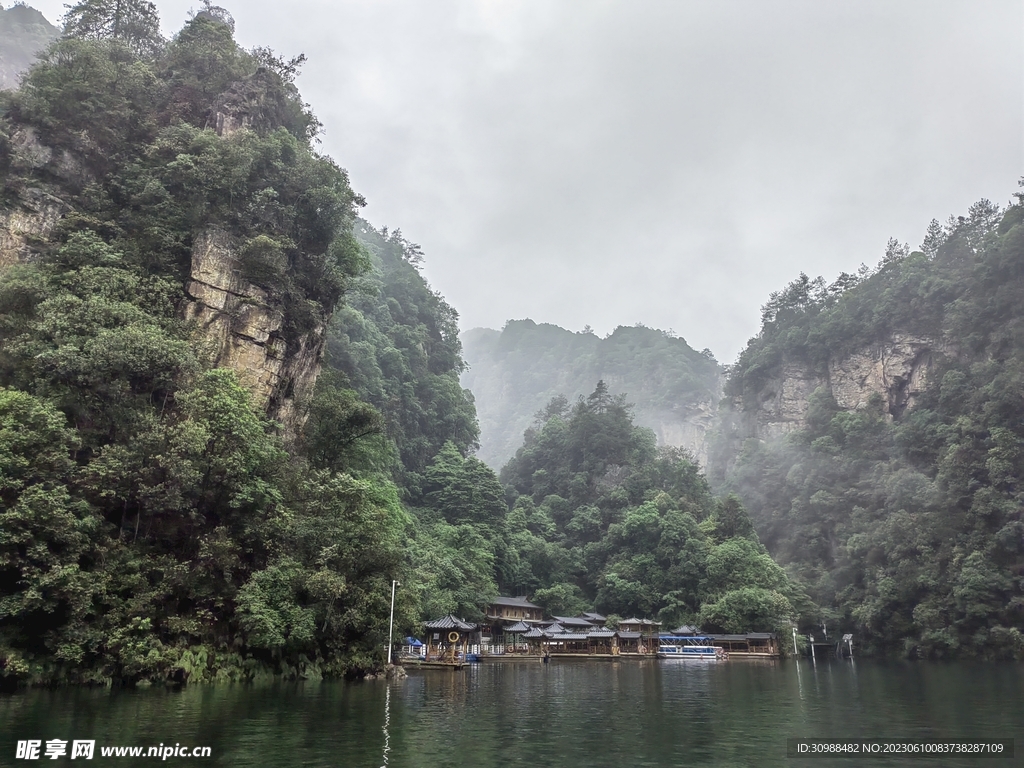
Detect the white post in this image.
<box><xmin>387</xmin><ymin>579</ymin><xmax>398</xmax><ymax>665</ymax></box>
<box><xmin>792</xmin><ymin>626</ymin><xmax>798</xmax><ymax>658</ymax></box>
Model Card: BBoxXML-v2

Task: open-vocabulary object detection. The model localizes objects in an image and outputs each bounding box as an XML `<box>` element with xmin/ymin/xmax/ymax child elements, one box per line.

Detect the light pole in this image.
<box><xmin>387</xmin><ymin>579</ymin><xmax>399</xmax><ymax>665</ymax></box>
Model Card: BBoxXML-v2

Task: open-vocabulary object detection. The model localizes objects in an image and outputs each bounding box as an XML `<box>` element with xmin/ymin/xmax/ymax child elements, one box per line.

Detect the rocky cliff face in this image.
<box><xmin>0</xmin><ymin>186</ymin><xmax>68</xmax><ymax>268</ymax></box>
<box><xmin>637</xmin><ymin>397</ymin><xmax>719</xmax><ymax>467</ymax></box>
<box><xmin>0</xmin><ymin>128</ymin><xmax>80</xmax><ymax>268</ymax></box>
<box><xmin>736</xmin><ymin>332</ymin><xmax>949</xmax><ymax>441</ymax></box>
<box><xmin>183</xmin><ymin>228</ymin><xmax>323</xmax><ymax>437</ymax></box>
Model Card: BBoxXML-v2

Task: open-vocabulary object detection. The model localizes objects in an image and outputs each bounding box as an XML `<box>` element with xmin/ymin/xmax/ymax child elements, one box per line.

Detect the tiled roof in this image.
<box><xmin>552</xmin><ymin>616</ymin><xmax>594</xmax><ymax>627</ymax></box>
<box><xmin>671</xmin><ymin>625</ymin><xmax>700</xmax><ymax>635</ymax></box>
<box><xmin>523</xmin><ymin>628</ymin><xmax>546</xmax><ymax>638</ymax></box>
<box><xmin>587</xmin><ymin>630</ymin><xmax>617</xmax><ymax>639</ymax></box>
<box><xmin>424</xmin><ymin>614</ymin><xmax>477</xmax><ymax>631</ymax></box>
<box><xmin>487</xmin><ymin>596</ymin><xmax>542</xmax><ymax>609</ymax></box>
<box><xmin>502</xmin><ymin>621</ymin><xmax>531</xmax><ymax>633</ymax></box>
<box><xmin>547</xmin><ymin>632</ymin><xmax>591</xmax><ymax>641</ymax></box>
<box><xmin>579</xmin><ymin>612</ymin><xmax>606</xmax><ymax>622</ymax></box>
<box><xmin>618</xmin><ymin>631</ymin><xmax>642</xmax><ymax>639</ymax></box>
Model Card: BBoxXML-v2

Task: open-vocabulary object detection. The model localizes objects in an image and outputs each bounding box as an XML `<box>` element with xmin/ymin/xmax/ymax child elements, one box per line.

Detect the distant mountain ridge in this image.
<box><xmin>0</xmin><ymin>4</ymin><xmax>59</xmax><ymax>91</ymax></box>
<box><xmin>461</xmin><ymin>320</ymin><xmax>722</xmax><ymax>469</ymax></box>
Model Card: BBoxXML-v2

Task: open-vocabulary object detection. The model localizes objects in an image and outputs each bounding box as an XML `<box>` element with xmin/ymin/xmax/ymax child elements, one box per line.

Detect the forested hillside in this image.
<box><xmin>10</xmin><ymin>0</ymin><xmax>1012</xmax><ymax>684</ymax></box>
<box><xmin>0</xmin><ymin>1</ymin><xmax>416</xmax><ymax>685</ymax></box>
<box><xmin>462</xmin><ymin>320</ymin><xmax>721</xmax><ymax>469</ymax></box>
<box><xmin>714</xmin><ymin>195</ymin><xmax>1024</xmax><ymax>659</ymax></box>
<box><xmin>0</xmin><ymin>2</ymin><xmax>799</xmax><ymax>688</ymax></box>
<box><xmin>497</xmin><ymin>382</ymin><xmax>807</xmax><ymax>631</ymax></box>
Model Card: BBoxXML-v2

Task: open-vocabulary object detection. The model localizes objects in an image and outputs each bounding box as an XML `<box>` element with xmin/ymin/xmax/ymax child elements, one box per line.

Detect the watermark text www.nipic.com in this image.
<box><xmin>16</xmin><ymin>740</ymin><xmax>212</xmax><ymax>760</ymax></box>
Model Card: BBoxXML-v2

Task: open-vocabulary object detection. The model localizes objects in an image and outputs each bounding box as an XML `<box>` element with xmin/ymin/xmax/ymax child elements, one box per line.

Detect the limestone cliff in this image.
<box><xmin>0</xmin><ymin>128</ymin><xmax>78</xmax><ymax>268</ymax></box>
<box><xmin>183</xmin><ymin>228</ymin><xmax>323</xmax><ymax>437</ymax></box>
<box><xmin>636</xmin><ymin>397</ymin><xmax>720</xmax><ymax>467</ymax></box>
<box><xmin>729</xmin><ymin>332</ymin><xmax>950</xmax><ymax>442</ymax></box>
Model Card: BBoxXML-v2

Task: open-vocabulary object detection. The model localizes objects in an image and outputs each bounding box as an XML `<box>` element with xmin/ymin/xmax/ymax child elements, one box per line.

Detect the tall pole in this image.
<box><xmin>387</xmin><ymin>579</ymin><xmax>398</xmax><ymax>665</ymax></box>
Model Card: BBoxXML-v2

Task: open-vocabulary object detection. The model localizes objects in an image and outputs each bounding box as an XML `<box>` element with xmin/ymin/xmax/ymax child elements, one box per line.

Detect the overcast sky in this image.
<box><xmin>27</xmin><ymin>0</ymin><xmax>1024</xmax><ymax>361</ymax></box>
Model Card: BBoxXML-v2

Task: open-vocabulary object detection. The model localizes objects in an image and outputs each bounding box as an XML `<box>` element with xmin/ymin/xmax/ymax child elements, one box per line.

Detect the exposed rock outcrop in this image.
<box><xmin>735</xmin><ymin>333</ymin><xmax>949</xmax><ymax>442</ymax></box>
<box><xmin>829</xmin><ymin>334</ymin><xmax>940</xmax><ymax>418</ymax></box>
<box><xmin>0</xmin><ymin>183</ymin><xmax>70</xmax><ymax>268</ymax></box>
<box><xmin>638</xmin><ymin>397</ymin><xmax>720</xmax><ymax>467</ymax></box>
<box><xmin>183</xmin><ymin>228</ymin><xmax>323</xmax><ymax>437</ymax></box>
<box><xmin>751</xmin><ymin>363</ymin><xmax>827</xmax><ymax>441</ymax></box>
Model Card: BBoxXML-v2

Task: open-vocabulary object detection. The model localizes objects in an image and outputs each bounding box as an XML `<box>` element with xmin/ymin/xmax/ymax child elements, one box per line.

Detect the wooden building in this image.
<box><xmin>485</xmin><ymin>596</ymin><xmax>544</xmax><ymax>623</ymax></box>
<box><xmin>618</xmin><ymin>618</ymin><xmax>662</xmax><ymax>639</ymax></box>
<box><xmin>706</xmin><ymin>633</ymin><xmax>780</xmax><ymax>657</ymax></box>
<box><xmin>423</xmin><ymin>615</ymin><xmax>479</xmax><ymax>663</ymax></box>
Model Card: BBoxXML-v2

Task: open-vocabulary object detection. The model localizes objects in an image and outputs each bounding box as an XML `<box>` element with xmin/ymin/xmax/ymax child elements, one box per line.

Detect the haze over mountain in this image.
<box><xmin>462</xmin><ymin>321</ymin><xmax>721</xmax><ymax>469</ymax></box>
<box><xmin>20</xmin><ymin>0</ymin><xmax>1023</xmax><ymax>362</ymax></box>
<box><xmin>2</xmin><ymin>0</ymin><xmax>1023</xmax><ymax>682</ymax></box>
<box><xmin>0</xmin><ymin>3</ymin><xmax>58</xmax><ymax>90</ymax></box>
<box><xmin>1</xmin><ymin>1</ymin><xmax>809</xmax><ymax>685</ymax></box>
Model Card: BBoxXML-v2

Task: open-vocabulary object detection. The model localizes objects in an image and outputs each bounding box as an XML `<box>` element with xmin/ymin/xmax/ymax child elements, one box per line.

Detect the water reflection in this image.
<box><xmin>380</xmin><ymin>684</ymin><xmax>390</xmax><ymax>768</ymax></box>
<box><xmin>0</xmin><ymin>661</ymin><xmax>1021</xmax><ymax>767</ymax></box>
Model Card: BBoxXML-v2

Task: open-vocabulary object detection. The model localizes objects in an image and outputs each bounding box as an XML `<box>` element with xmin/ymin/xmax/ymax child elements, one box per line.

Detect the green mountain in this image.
<box><xmin>712</xmin><ymin>197</ymin><xmax>1024</xmax><ymax>658</ymax></box>
<box><xmin>496</xmin><ymin>381</ymin><xmax>805</xmax><ymax>631</ymax></box>
<box><xmin>0</xmin><ymin>4</ymin><xmax>59</xmax><ymax>91</ymax></box>
<box><xmin>462</xmin><ymin>320</ymin><xmax>722</xmax><ymax>469</ymax></box>
<box><xmin>0</xmin><ymin>3</ymin><xmax>414</xmax><ymax>685</ymax></box>
<box><xmin>0</xmin><ymin>2</ymin><xmax>796</xmax><ymax>687</ymax></box>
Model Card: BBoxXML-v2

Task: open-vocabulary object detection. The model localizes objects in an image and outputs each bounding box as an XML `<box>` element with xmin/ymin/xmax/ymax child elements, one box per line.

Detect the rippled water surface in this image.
<box><xmin>2</xmin><ymin>659</ymin><xmax>1022</xmax><ymax>767</ymax></box>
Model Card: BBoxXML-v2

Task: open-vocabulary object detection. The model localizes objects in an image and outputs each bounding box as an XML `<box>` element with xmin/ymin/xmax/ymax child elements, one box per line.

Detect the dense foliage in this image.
<box><xmin>311</xmin><ymin>221</ymin><xmax>487</xmax><ymax>624</ymax></box>
<box><xmin>716</xmin><ymin>194</ymin><xmax>1024</xmax><ymax>659</ymax></box>
<box><xmin>0</xmin><ymin>2</ymin><xmax>852</xmax><ymax>688</ymax></box>
<box><xmin>497</xmin><ymin>382</ymin><xmax>803</xmax><ymax>631</ymax></box>
<box><xmin>323</xmin><ymin>222</ymin><xmax>478</xmax><ymax>494</ymax></box>
<box><xmin>0</xmin><ymin>2</ymin><xmax>413</xmax><ymax>686</ymax></box>
<box><xmin>462</xmin><ymin>320</ymin><xmax>720</xmax><ymax>468</ymax></box>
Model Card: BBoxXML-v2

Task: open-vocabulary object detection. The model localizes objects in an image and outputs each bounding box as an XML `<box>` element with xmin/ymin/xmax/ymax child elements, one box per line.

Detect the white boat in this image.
<box><xmin>657</xmin><ymin>636</ymin><xmax>724</xmax><ymax>660</ymax></box>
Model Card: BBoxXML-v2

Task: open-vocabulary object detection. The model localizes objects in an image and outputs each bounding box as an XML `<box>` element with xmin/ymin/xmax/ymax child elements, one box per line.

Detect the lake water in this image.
<box><xmin>1</xmin><ymin>659</ymin><xmax>1021</xmax><ymax>767</ymax></box>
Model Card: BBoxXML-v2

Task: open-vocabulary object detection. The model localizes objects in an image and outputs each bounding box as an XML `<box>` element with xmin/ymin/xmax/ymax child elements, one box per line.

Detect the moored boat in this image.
<box><xmin>657</xmin><ymin>636</ymin><xmax>725</xmax><ymax>660</ymax></box>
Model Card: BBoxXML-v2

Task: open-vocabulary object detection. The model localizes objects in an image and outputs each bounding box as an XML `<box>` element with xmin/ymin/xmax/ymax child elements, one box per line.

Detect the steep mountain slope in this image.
<box><xmin>0</xmin><ymin>7</ymin><xmax>412</xmax><ymax>685</ymax></box>
<box><xmin>713</xmin><ymin>197</ymin><xmax>1024</xmax><ymax>658</ymax></box>
<box><xmin>462</xmin><ymin>320</ymin><xmax>722</xmax><ymax>469</ymax></box>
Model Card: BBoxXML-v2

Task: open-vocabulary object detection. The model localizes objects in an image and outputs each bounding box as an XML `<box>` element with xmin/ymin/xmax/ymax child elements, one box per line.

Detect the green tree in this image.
<box><xmin>62</xmin><ymin>0</ymin><xmax>163</xmax><ymax>57</ymax></box>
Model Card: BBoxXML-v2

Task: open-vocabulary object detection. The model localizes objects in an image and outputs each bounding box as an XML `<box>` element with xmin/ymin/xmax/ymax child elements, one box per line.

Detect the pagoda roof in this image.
<box><xmin>423</xmin><ymin>614</ymin><xmax>477</xmax><ymax>631</ymax></box>
<box><xmin>552</xmin><ymin>616</ymin><xmax>595</xmax><ymax>628</ymax></box>
<box><xmin>578</xmin><ymin>612</ymin><xmax>607</xmax><ymax>623</ymax></box>
<box><xmin>502</xmin><ymin>621</ymin><xmax>531</xmax><ymax>633</ymax></box>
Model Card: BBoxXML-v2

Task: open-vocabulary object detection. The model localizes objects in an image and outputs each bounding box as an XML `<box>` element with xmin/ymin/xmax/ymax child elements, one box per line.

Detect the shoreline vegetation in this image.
<box><xmin>0</xmin><ymin>1</ymin><xmax>1022</xmax><ymax>690</ymax></box>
